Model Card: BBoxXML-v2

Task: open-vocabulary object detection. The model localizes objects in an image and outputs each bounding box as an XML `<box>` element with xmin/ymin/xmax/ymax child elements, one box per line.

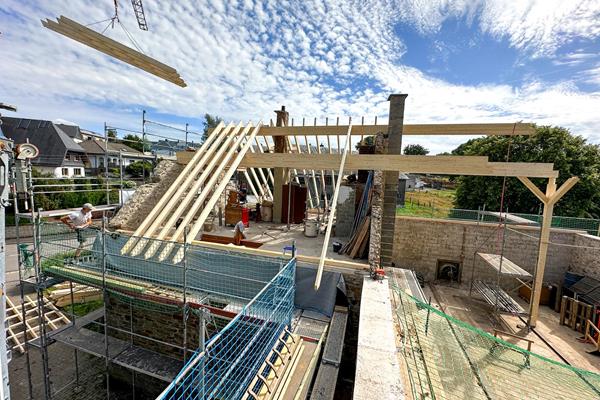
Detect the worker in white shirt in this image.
<box><xmin>60</xmin><ymin>203</ymin><xmax>94</xmax><ymax>257</ymax></box>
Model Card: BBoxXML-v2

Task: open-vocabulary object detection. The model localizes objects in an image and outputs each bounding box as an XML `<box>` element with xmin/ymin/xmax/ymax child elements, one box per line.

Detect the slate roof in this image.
<box><xmin>1</xmin><ymin>117</ymin><xmax>85</xmax><ymax>167</ymax></box>
<box><xmin>55</xmin><ymin>123</ymin><xmax>82</xmax><ymax>140</ymax></box>
<box><xmin>79</xmin><ymin>139</ymin><xmax>146</xmax><ymax>155</ymax></box>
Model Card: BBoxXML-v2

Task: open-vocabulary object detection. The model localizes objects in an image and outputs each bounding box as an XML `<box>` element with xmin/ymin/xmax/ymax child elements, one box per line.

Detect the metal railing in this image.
<box><xmin>158</xmin><ymin>258</ymin><xmax>296</xmax><ymax>399</ymax></box>
<box><xmin>397</xmin><ymin>206</ymin><xmax>600</xmax><ymax>236</ymax></box>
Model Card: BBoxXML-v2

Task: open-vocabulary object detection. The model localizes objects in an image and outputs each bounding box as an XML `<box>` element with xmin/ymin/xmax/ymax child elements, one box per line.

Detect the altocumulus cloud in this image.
<box><xmin>1</xmin><ymin>0</ymin><xmax>600</xmax><ymax>153</ymax></box>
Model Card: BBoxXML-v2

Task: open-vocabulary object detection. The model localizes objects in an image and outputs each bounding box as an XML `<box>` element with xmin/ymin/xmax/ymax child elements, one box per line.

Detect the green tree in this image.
<box><xmin>202</xmin><ymin>113</ymin><xmax>223</xmax><ymax>143</ymax></box>
<box><xmin>452</xmin><ymin>126</ymin><xmax>600</xmax><ymax>218</ymax></box>
<box><xmin>107</xmin><ymin>129</ymin><xmax>117</xmax><ymax>138</ymax></box>
<box><xmin>404</xmin><ymin>144</ymin><xmax>430</xmax><ymax>155</ymax></box>
<box><xmin>122</xmin><ymin>134</ymin><xmax>148</xmax><ymax>153</ymax></box>
<box><xmin>125</xmin><ymin>161</ymin><xmax>153</xmax><ymax>177</ymax></box>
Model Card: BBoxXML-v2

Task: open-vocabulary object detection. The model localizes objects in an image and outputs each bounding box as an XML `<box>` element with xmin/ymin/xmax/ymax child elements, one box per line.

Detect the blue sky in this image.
<box><xmin>1</xmin><ymin>0</ymin><xmax>600</xmax><ymax>154</ymax></box>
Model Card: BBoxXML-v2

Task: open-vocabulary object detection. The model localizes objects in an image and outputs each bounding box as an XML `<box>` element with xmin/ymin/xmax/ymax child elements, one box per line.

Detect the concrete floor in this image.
<box><xmin>207</xmin><ymin>220</ymin><xmax>368</xmax><ymax>263</ymax></box>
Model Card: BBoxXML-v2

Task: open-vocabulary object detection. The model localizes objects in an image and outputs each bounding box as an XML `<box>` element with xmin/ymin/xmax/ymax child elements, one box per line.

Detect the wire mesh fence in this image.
<box><xmin>396</xmin><ymin>206</ymin><xmax>600</xmax><ymax>235</ymax></box>
<box><xmin>158</xmin><ymin>258</ymin><xmax>295</xmax><ymax>399</ymax></box>
<box><xmin>393</xmin><ymin>286</ymin><xmax>600</xmax><ymax>400</ymax></box>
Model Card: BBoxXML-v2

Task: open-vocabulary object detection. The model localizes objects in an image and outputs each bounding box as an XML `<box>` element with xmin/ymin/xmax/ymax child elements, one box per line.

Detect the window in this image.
<box><xmin>73</xmin><ymin>168</ymin><xmax>83</xmax><ymax>176</ymax></box>
<box><xmin>99</xmin><ymin>157</ymin><xmax>104</xmax><ymax>166</ymax></box>
<box><xmin>61</xmin><ymin>168</ymin><xmax>69</xmax><ymax>177</ymax></box>
<box><xmin>73</xmin><ymin>155</ymin><xmax>80</xmax><ymax>161</ymax></box>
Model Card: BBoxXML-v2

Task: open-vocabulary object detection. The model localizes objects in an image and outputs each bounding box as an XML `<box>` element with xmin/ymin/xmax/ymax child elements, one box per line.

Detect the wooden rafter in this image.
<box><xmin>158</xmin><ymin>123</ymin><xmax>262</xmax><ymax>262</ymax></box>
<box><xmin>122</xmin><ymin>122</ymin><xmax>227</xmax><ymax>254</ymax></box>
<box><xmin>42</xmin><ymin>16</ymin><xmax>186</xmax><ymax>87</ymax></box>
<box><xmin>252</xmin><ymin>123</ymin><xmax>535</xmax><ymax>136</ymax></box>
<box><xmin>315</xmin><ymin>124</ymin><xmax>353</xmax><ymax>290</ymax></box>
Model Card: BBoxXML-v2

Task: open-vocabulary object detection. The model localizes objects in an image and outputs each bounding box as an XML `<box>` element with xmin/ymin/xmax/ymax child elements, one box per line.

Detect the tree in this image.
<box><xmin>452</xmin><ymin>126</ymin><xmax>600</xmax><ymax>218</ymax></box>
<box><xmin>107</xmin><ymin>129</ymin><xmax>117</xmax><ymax>138</ymax></box>
<box><xmin>404</xmin><ymin>144</ymin><xmax>430</xmax><ymax>155</ymax></box>
<box><xmin>122</xmin><ymin>134</ymin><xmax>149</xmax><ymax>153</ymax></box>
<box><xmin>202</xmin><ymin>113</ymin><xmax>223</xmax><ymax>143</ymax></box>
<box><xmin>125</xmin><ymin>160</ymin><xmax>153</xmax><ymax>177</ymax></box>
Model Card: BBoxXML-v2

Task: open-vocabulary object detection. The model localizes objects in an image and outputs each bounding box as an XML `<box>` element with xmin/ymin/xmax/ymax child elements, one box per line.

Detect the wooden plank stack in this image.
<box><xmin>47</xmin><ymin>282</ymin><xmax>102</xmax><ymax>307</ymax></box>
<box><xmin>42</xmin><ymin>16</ymin><xmax>186</xmax><ymax>87</ymax></box>
<box><xmin>5</xmin><ymin>296</ymin><xmax>70</xmax><ymax>353</ymax></box>
<box><xmin>339</xmin><ymin>172</ymin><xmax>373</xmax><ymax>259</ymax></box>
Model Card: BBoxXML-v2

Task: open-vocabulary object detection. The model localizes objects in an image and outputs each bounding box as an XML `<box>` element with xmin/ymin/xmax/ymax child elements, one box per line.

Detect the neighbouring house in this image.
<box><xmin>79</xmin><ymin>138</ymin><xmax>155</xmax><ymax>174</ymax></box>
<box><xmin>1</xmin><ymin>117</ymin><xmax>87</xmax><ymax>177</ymax></box>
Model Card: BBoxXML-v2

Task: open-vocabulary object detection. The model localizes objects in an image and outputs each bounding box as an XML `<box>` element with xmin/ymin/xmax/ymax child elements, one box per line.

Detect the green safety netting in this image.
<box><xmin>393</xmin><ymin>286</ymin><xmax>600</xmax><ymax>400</ymax></box>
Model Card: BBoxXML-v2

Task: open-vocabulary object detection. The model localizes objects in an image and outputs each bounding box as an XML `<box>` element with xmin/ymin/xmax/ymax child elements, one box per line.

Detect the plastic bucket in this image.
<box><xmin>261</xmin><ymin>204</ymin><xmax>273</xmax><ymax>222</ymax></box>
<box><xmin>304</xmin><ymin>219</ymin><xmax>318</xmax><ymax>237</ymax></box>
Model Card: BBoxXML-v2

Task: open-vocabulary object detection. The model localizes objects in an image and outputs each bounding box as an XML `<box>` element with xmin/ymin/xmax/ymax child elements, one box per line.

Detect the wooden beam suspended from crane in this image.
<box><xmin>253</xmin><ymin>123</ymin><xmax>535</xmax><ymax>136</ymax></box>
<box><xmin>42</xmin><ymin>16</ymin><xmax>186</xmax><ymax>87</ymax></box>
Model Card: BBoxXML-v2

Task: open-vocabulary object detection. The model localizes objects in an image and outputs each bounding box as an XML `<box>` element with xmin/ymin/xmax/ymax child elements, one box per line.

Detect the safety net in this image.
<box><xmin>393</xmin><ymin>286</ymin><xmax>600</xmax><ymax>400</ymax></box>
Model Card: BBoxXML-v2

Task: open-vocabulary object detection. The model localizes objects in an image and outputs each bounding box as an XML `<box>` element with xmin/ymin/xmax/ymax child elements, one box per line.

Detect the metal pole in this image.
<box><xmin>182</xmin><ymin>229</ymin><xmax>189</xmax><ymax>363</ymax></box>
<box><xmin>104</xmin><ymin>123</ymin><xmax>110</xmax><ymax>205</ymax></box>
<box><xmin>142</xmin><ymin>110</ymin><xmax>146</xmax><ymax>185</ymax></box>
<box><xmin>119</xmin><ymin>150</ymin><xmax>123</xmax><ymax>207</ymax></box>
<box><xmin>69</xmin><ymin>281</ymin><xmax>80</xmax><ymax>385</ymax></box>
<box><xmin>13</xmin><ymin>161</ymin><xmax>34</xmax><ymax>399</ymax></box>
<box><xmin>286</xmin><ymin>170</ymin><xmax>292</xmax><ymax>230</ymax></box>
<box><xmin>185</xmin><ymin>123</ymin><xmax>189</xmax><ymax>148</ymax></box>
<box><xmin>101</xmin><ymin>213</ymin><xmax>110</xmax><ymax>399</ymax></box>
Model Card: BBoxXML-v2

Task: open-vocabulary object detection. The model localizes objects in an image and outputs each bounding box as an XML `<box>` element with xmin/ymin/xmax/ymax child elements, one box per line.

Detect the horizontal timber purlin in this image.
<box><xmin>252</xmin><ymin>123</ymin><xmax>535</xmax><ymax>136</ymax></box>
<box><xmin>42</xmin><ymin>16</ymin><xmax>186</xmax><ymax>87</ymax></box>
<box><xmin>116</xmin><ymin>229</ymin><xmax>369</xmax><ymax>273</ymax></box>
<box><xmin>176</xmin><ymin>152</ymin><xmax>558</xmax><ymax>178</ymax></box>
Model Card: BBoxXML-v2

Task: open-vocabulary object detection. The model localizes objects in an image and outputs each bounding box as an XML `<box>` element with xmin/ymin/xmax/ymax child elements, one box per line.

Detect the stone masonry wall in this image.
<box><xmin>106</xmin><ymin>294</ymin><xmax>201</xmax><ymax>359</ymax></box>
<box><xmin>391</xmin><ymin>216</ymin><xmax>577</xmax><ymax>287</ymax></box>
<box><xmin>109</xmin><ymin>160</ymin><xmax>183</xmax><ymax>230</ymax></box>
<box><xmin>569</xmin><ymin>233</ymin><xmax>600</xmax><ymax>280</ymax></box>
<box><xmin>335</xmin><ymin>185</ymin><xmax>356</xmax><ymax>237</ymax></box>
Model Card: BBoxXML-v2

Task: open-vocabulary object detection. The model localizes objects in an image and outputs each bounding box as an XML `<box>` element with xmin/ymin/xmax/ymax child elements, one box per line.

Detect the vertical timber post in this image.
<box><xmin>528</xmin><ymin>178</ymin><xmax>556</xmax><ymax>328</ymax></box>
<box><xmin>380</xmin><ymin>94</ymin><xmax>407</xmax><ymax>268</ymax></box>
<box><xmin>272</xmin><ymin>106</ymin><xmax>289</xmax><ymax>223</ymax></box>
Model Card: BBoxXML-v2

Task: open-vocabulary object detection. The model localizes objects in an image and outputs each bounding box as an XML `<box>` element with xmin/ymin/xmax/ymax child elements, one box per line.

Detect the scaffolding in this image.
<box><xmin>11</xmin><ymin>152</ymin><xmax>296</xmax><ymax>399</ymax></box>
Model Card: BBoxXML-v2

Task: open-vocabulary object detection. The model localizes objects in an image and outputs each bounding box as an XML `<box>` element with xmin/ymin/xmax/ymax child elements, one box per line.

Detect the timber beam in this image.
<box><xmin>250</xmin><ymin>123</ymin><xmax>535</xmax><ymax>136</ymax></box>
<box><xmin>176</xmin><ymin>152</ymin><xmax>558</xmax><ymax>178</ymax></box>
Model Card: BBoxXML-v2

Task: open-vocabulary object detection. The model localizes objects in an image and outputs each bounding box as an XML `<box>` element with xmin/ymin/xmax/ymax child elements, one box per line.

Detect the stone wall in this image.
<box><xmin>335</xmin><ymin>185</ymin><xmax>356</xmax><ymax>237</ymax></box>
<box><xmin>106</xmin><ymin>294</ymin><xmax>201</xmax><ymax>359</ymax></box>
<box><xmin>569</xmin><ymin>233</ymin><xmax>600</xmax><ymax>280</ymax></box>
<box><xmin>109</xmin><ymin>160</ymin><xmax>183</xmax><ymax>231</ymax></box>
<box><xmin>391</xmin><ymin>216</ymin><xmax>577</xmax><ymax>286</ymax></box>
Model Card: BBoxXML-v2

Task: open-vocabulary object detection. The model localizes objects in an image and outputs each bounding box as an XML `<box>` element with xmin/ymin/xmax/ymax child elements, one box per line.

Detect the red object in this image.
<box><xmin>241</xmin><ymin>207</ymin><xmax>250</xmax><ymax>227</ymax></box>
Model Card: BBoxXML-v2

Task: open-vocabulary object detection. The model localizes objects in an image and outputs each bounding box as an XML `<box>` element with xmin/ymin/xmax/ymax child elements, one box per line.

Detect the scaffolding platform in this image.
<box><xmin>473</xmin><ymin>280</ymin><xmax>527</xmax><ymax>315</ymax></box>
<box><xmin>51</xmin><ymin>325</ymin><xmax>183</xmax><ymax>382</ymax></box>
<box><xmin>477</xmin><ymin>253</ymin><xmax>532</xmax><ymax>278</ymax></box>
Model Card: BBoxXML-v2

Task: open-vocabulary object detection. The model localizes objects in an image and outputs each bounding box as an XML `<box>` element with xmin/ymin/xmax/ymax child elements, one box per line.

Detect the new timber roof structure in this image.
<box><xmin>173</xmin><ymin>117</ymin><xmax>577</xmax><ymax>328</ymax></box>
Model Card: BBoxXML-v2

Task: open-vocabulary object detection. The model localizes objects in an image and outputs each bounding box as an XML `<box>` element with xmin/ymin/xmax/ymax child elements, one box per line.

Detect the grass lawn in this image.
<box><xmin>397</xmin><ymin>189</ymin><xmax>456</xmax><ymax>218</ymax></box>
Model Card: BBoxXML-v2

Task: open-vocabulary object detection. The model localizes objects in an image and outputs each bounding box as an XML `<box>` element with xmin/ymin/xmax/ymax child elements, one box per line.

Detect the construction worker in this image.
<box><xmin>60</xmin><ymin>203</ymin><xmax>94</xmax><ymax>257</ymax></box>
<box><xmin>233</xmin><ymin>220</ymin><xmax>246</xmax><ymax>245</ymax></box>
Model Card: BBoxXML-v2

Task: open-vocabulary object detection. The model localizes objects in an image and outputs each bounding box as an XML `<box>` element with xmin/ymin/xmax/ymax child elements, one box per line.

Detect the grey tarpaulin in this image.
<box><xmin>295</xmin><ymin>264</ymin><xmax>346</xmax><ymax>318</ymax></box>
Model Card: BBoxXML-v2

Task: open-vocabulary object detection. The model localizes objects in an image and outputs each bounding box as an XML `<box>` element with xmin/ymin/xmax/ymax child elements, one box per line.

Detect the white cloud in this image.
<box><xmin>0</xmin><ymin>0</ymin><xmax>599</xmax><ymax>153</ymax></box>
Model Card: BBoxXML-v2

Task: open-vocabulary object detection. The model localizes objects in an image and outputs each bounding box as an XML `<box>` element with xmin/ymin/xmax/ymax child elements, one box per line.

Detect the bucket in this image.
<box><xmin>332</xmin><ymin>241</ymin><xmax>342</xmax><ymax>253</ymax></box>
<box><xmin>304</xmin><ymin>219</ymin><xmax>318</xmax><ymax>237</ymax></box>
<box><xmin>261</xmin><ymin>204</ymin><xmax>273</xmax><ymax>222</ymax></box>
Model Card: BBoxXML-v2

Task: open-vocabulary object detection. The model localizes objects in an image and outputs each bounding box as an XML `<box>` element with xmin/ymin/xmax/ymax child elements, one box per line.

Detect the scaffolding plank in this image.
<box><xmin>477</xmin><ymin>253</ymin><xmax>532</xmax><ymax>278</ymax></box>
<box><xmin>113</xmin><ymin>346</ymin><xmax>183</xmax><ymax>382</ymax></box>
